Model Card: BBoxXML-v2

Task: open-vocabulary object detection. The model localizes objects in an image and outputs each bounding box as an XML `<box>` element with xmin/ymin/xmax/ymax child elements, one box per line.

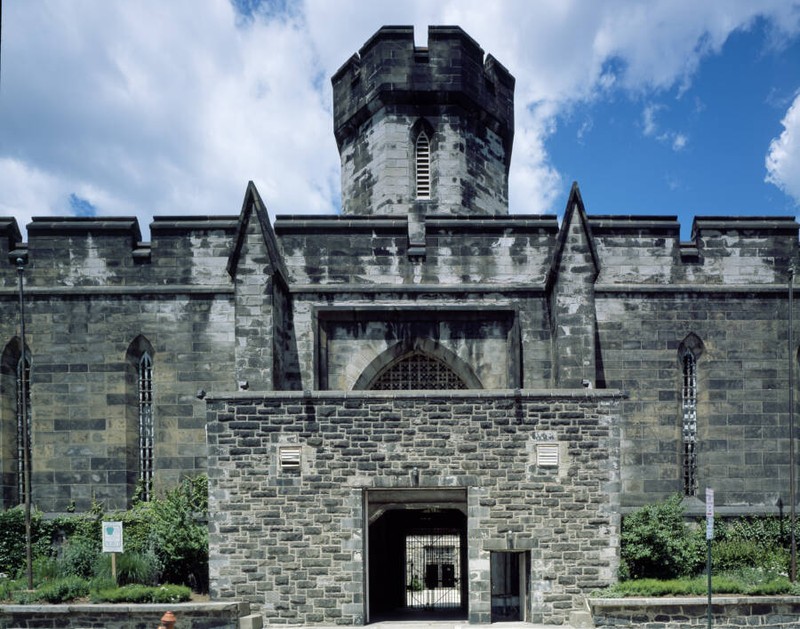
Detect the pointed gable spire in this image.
<box><xmin>227</xmin><ymin>181</ymin><xmax>288</xmax><ymax>283</ymax></box>
<box><xmin>546</xmin><ymin>181</ymin><xmax>600</xmax><ymax>292</ymax></box>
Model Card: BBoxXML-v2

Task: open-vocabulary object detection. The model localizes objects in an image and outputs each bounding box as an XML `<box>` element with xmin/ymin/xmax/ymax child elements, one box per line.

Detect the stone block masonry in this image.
<box><xmin>206</xmin><ymin>388</ymin><xmax>623</xmax><ymax>626</ymax></box>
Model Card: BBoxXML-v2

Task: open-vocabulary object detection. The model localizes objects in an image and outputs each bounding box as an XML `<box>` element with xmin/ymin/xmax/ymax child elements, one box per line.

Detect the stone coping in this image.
<box><xmin>589</xmin><ymin>595</ymin><xmax>800</xmax><ymax>607</ymax></box>
<box><xmin>0</xmin><ymin>601</ymin><xmax>247</xmax><ymax>614</ymax></box>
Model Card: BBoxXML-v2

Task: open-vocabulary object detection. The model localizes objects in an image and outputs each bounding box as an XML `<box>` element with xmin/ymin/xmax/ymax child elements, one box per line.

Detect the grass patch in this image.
<box><xmin>90</xmin><ymin>583</ymin><xmax>191</xmax><ymax>604</ymax></box>
<box><xmin>594</xmin><ymin>572</ymin><xmax>800</xmax><ymax>598</ymax></box>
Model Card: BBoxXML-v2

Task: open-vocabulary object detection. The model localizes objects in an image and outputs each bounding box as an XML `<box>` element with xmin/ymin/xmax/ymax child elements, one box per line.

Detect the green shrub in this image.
<box><xmin>0</xmin><ymin>476</ymin><xmax>209</xmax><ymax>594</ymax></box>
<box><xmin>0</xmin><ymin>507</ymin><xmax>54</xmax><ymax>578</ymax></box>
<box><xmin>14</xmin><ymin>575</ymin><xmax>89</xmax><ymax>603</ymax></box>
<box><xmin>597</xmin><ymin>573</ymin><xmax>796</xmax><ymax>597</ymax></box>
<box><xmin>146</xmin><ymin>477</ymin><xmax>209</xmax><ymax>592</ymax></box>
<box><xmin>90</xmin><ymin>583</ymin><xmax>190</xmax><ymax>604</ymax></box>
<box><xmin>32</xmin><ymin>555</ymin><xmax>59</xmax><ymax>583</ymax></box>
<box><xmin>0</xmin><ymin>576</ymin><xmax>22</xmax><ymax>602</ymax></box>
<box><xmin>58</xmin><ymin>537</ymin><xmax>100</xmax><ymax>579</ymax></box>
<box><xmin>151</xmin><ymin>583</ymin><xmax>192</xmax><ymax>604</ymax></box>
<box><xmin>621</xmin><ymin>494</ymin><xmax>702</xmax><ymax>579</ymax></box>
<box><xmin>713</xmin><ymin>539</ymin><xmax>788</xmax><ymax>574</ymax></box>
<box><xmin>94</xmin><ymin>551</ymin><xmax>159</xmax><ymax>586</ymax></box>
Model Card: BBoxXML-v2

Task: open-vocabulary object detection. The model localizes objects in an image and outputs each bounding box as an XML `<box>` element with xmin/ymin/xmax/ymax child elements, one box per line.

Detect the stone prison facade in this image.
<box><xmin>0</xmin><ymin>25</ymin><xmax>798</xmax><ymax>625</ymax></box>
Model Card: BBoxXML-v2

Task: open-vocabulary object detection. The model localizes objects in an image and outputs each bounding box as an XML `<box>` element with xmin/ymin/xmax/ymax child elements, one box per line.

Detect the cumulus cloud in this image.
<box><xmin>0</xmin><ymin>0</ymin><xmax>798</xmax><ymax>237</ymax></box>
<box><xmin>766</xmin><ymin>93</ymin><xmax>800</xmax><ymax>204</ymax></box>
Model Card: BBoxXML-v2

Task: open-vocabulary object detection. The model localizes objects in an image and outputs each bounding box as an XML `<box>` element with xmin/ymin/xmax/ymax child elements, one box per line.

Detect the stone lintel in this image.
<box><xmin>28</xmin><ymin>216</ymin><xmax>142</xmax><ymax>242</ymax></box>
<box><xmin>287</xmin><ymin>283</ymin><xmax>546</xmax><ymax>295</ymax></box>
<box><xmin>150</xmin><ymin>216</ymin><xmax>239</xmax><ymax>232</ymax></box>
<box><xmin>205</xmin><ymin>387</ymin><xmax>626</xmax><ymax>404</ymax></box>
<box><xmin>596</xmin><ymin>283</ymin><xmax>792</xmax><ymax>294</ymax></box>
<box><xmin>693</xmin><ymin>215</ymin><xmax>798</xmax><ymax>235</ymax></box>
<box><xmin>0</xmin><ymin>284</ymin><xmax>234</xmax><ymax>297</ymax></box>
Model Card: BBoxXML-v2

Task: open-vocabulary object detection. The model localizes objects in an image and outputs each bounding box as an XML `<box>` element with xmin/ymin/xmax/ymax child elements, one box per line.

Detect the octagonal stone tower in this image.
<box><xmin>332</xmin><ymin>26</ymin><xmax>515</xmax><ymax>216</ymax></box>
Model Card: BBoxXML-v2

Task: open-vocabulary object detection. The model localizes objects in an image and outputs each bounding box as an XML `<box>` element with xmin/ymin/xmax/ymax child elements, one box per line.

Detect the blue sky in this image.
<box><xmin>549</xmin><ymin>17</ymin><xmax>800</xmax><ymax>237</ymax></box>
<box><xmin>1</xmin><ymin>1</ymin><xmax>799</xmax><ymax>241</ymax></box>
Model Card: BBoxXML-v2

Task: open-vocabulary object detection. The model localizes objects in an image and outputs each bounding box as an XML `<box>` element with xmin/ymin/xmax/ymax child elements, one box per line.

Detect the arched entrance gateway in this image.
<box><xmin>365</xmin><ymin>489</ymin><xmax>468</xmax><ymax>622</ymax></box>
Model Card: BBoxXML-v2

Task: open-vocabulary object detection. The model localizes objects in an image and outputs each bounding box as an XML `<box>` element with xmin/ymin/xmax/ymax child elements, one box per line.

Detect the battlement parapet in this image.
<box><xmin>332</xmin><ymin>25</ymin><xmax>514</xmax><ymax>149</ymax></box>
<box><xmin>2</xmin><ymin>215</ymin><xmax>237</xmax><ymax>288</ymax></box>
<box><xmin>591</xmin><ymin>215</ymin><xmax>798</xmax><ymax>285</ymax></box>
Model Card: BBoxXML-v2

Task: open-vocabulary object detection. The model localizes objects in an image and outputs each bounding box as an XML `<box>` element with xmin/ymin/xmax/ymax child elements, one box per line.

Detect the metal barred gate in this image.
<box><xmin>404</xmin><ymin>531</ymin><xmax>462</xmax><ymax>609</ymax></box>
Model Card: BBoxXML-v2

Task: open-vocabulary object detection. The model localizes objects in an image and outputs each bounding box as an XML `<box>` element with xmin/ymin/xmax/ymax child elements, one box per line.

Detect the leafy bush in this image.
<box><xmin>14</xmin><ymin>576</ymin><xmax>89</xmax><ymax>604</ymax></box>
<box><xmin>0</xmin><ymin>507</ymin><xmax>54</xmax><ymax>578</ymax></box>
<box><xmin>94</xmin><ymin>551</ymin><xmax>159</xmax><ymax>586</ymax></box>
<box><xmin>596</xmin><ymin>573</ymin><xmax>799</xmax><ymax>598</ymax></box>
<box><xmin>621</xmin><ymin>494</ymin><xmax>703</xmax><ymax>579</ymax></box>
<box><xmin>0</xmin><ymin>476</ymin><xmax>209</xmax><ymax>597</ymax></box>
<box><xmin>90</xmin><ymin>583</ymin><xmax>191</xmax><ymax>604</ymax></box>
<box><xmin>713</xmin><ymin>540</ymin><xmax>788</xmax><ymax>574</ymax></box>
<box><xmin>58</xmin><ymin>537</ymin><xmax>100</xmax><ymax>579</ymax></box>
<box><xmin>145</xmin><ymin>476</ymin><xmax>209</xmax><ymax>591</ymax></box>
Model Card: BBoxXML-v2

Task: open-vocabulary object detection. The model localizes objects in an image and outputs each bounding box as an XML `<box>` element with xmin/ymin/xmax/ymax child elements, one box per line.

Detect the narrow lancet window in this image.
<box><xmin>681</xmin><ymin>352</ymin><xmax>698</xmax><ymax>497</ymax></box>
<box><xmin>415</xmin><ymin>130</ymin><xmax>431</xmax><ymax>199</ymax></box>
<box><xmin>138</xmin><ymin>352</ymin><xmax>154</xmax><ymax>501</ymax></box>
<box><xmin>16</xmin><ymin>355</ymin><xmax>30</xmax><ymax>504</ymax></box>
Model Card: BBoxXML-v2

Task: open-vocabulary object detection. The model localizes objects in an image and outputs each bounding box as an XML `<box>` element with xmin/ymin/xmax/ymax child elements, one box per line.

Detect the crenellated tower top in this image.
<box><xmin>332</xmin><ymin>26</ymin><xmax>515</xmax><ymax>217</ymax></box>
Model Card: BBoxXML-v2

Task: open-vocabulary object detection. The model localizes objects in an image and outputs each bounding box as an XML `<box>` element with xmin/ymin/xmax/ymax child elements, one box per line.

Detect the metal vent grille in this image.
<box><xmin>369</xmin><ymin>351</ymin><xmax>467</xmax><ymax>391</ymax></box>
<box><xmin>279</xmin><ymin>445</ymin><xmax>302</xmax><ymax>470</ymax></box>
<box><xmin>537</xmin><ymin>443</ymin><xmax>559</xmax><ymax>467</ymax></box>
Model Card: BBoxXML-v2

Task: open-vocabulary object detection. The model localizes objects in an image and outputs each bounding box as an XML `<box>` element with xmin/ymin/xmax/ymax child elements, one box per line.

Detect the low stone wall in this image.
<box><xmin>589</xmin><ymin>596</ymin><xmax>800</xmax><ymax>629</ymax></box>
<box><xmin>0</xmin><ymin>601</ymin><xmax>257</xmax><ymax>629</ymax></box>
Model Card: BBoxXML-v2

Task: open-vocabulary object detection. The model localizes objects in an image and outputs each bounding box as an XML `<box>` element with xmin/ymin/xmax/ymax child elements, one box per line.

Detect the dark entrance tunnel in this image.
<box><xmin>368</xmin><ymin>506</ymin><xmax>468</xmax><ymax>621</ymax></box>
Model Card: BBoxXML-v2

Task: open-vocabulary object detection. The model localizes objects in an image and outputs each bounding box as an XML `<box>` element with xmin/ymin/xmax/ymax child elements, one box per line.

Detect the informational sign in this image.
<box><xmin>102</xmin><ymin>521</ymin><xmax>124</xmax><ymax>553</ymax></box>
<box><xmin>705</xmin><ymin>488</ymin><xmax>714</xmax><ymax>540</ymax></box>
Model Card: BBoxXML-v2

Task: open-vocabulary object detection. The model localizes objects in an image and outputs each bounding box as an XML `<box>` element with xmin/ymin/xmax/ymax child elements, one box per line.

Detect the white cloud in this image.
<box><xmin>766</xmin><ymin>93</ymin><xmax>800</xmax><ymax>204</ymax></box>
<box><xmin>0</xmin><ymin>0</ymin><xmax>798</xmax><ymax>237</ymax></box>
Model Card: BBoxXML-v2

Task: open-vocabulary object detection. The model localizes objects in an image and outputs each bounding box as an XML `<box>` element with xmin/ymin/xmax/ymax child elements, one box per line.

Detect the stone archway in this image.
<box><xmin>353</xmin><ymin>339</ymin><xmax>482</xmax><ymax>391</ymax></box>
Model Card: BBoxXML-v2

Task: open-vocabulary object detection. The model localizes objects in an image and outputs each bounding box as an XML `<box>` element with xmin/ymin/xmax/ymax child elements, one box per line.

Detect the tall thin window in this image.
<box><xmin>681</xmin><ymin>352</ymin><xmax>698</xmax><ymax>497</ymax></box>
<box><xmin>15</xmin><ymin>355</ymin><xmax>30</xmax><ymax>504</ymax></box>
<box><xmin>138</xmin><ymin>352</ymin><xmax>154</xmax><ymax>501</ymax></box>
<box><xmin>415</xmin><ymin>130</ymin><xmax>431</xmax><ymax>199</ymax></box>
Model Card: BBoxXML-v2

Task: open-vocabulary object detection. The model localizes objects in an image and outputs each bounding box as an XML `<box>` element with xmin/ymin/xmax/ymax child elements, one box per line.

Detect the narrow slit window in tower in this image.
<box><xmin>415</xmin><ymin>131</ymin><xmax>431</xmax><ymax>199</ymax></box>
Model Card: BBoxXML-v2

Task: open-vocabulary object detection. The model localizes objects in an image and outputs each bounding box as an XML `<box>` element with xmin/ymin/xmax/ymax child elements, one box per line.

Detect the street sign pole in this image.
<box><xmin>102</xmin><ymin>522</ymin><xmax>124</xmax><ymax>584</ymax></box>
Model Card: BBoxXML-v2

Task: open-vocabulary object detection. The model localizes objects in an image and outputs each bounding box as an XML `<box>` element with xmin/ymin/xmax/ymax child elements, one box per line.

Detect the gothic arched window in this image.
<box><xmin>138</xmin><ymin>352</ymin><xmax>154</xmax><ymax>501</ymax></box>
<box><xmin>681</xmin><ymin>350</ymin><xmax>698</xmax><ymax>497</ymax></box>
<box><xmin>16</xmin><ymin>354</ymin><xmax>30</xmax><ymax>504</ymax></box>
<box><xmin>415</xmin><ymin>130</ymin><xmax>431</xmax><ymax>199</ymax></box>
<box><xmin>368</xmin><ymin>351</ymin><xmax>466</xmax><ymax>390</ymax></box>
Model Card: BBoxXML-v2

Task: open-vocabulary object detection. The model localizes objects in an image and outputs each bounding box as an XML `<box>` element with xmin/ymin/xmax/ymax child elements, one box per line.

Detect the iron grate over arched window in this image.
<box><xmin>681</xmin><ymin>352</ymin><xmax>698</xmax><ymax>497</ymax></box>
<box><xmin>138</xmin><ymin>352</ymin><xmax>154</xmax><ymax>501</ymax></box>
<box><xmin>369</xmin><ymin>351</ymin><xmax>467</xmax><ymax>391</ymax></box>
<box><xmin>16</xmin><ymin>355</ymin><xmax>30</xmax><ymax>504</ymax></box>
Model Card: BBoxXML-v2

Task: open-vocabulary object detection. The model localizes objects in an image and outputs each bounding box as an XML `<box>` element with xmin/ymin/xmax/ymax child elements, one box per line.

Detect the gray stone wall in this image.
<box><xmin>589</xmin><ymin>596</ymin><xmax>800</xmax><ymax>629</ymax></box>
<box><xmin>0</xmin><ymin>217</ymin><xmax>236</xmax><ymax>511</ymax></box>
<box><xmin>206</xmin><ymin>389</ymin><xmax>622</xmax><ymax>625</ymax></box>
<box><xmin>597</xmin><ymin>289</ymin><xmax>791</xmax><ymax>508</ymax></box>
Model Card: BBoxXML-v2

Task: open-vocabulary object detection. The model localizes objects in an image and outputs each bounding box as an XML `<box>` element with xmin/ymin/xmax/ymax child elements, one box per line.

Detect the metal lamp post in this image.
<box><xmin>790</xmin><ymin>265</ymin><xmax>797</xmax><ymax>582</ymax></box>
<box><xmin>16</xmin><ymin>256</ymin><xmax>32</xmax><ymax>590</ymax></box>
